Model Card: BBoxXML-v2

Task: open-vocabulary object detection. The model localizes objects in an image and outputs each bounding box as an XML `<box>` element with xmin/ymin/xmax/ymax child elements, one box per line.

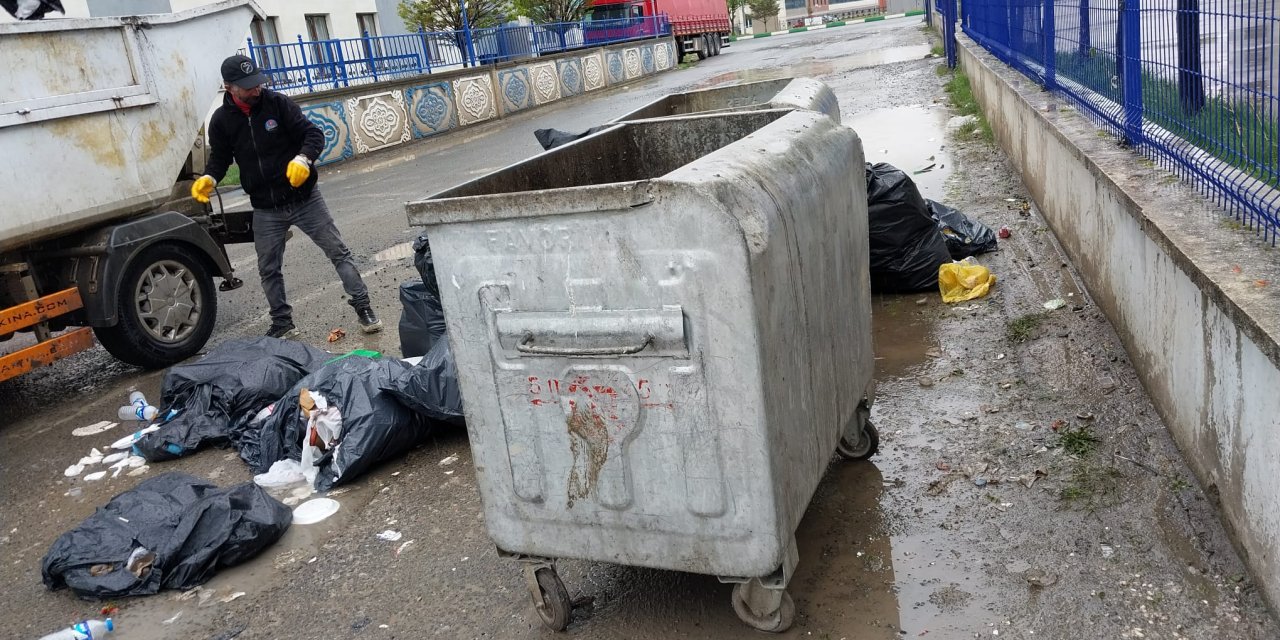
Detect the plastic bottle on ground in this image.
<box><xmin>117</xmin><ymin>404</ymin><xmax>159</xmax><ymax>421</ymax></box>
<box><xmin>38</xmin><ymin>618</ymin><xmax>115</xmax><ymax>640</ymax></box>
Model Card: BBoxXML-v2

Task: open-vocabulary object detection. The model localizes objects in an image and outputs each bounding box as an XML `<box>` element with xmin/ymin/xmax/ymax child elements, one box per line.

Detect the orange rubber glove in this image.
<box><xmin>286</xmin><ymin>154</ymin><xmax>312</xmax><ymax>188</ymax></box>
<box><xmin>191</xmin><ymin>175</ymin><xmax>215</xmax><ymax>203</ymax></box>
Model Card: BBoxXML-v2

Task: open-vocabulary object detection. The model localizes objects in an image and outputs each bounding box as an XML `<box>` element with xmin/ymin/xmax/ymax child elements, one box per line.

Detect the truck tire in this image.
<box><xmin>93</xmin><ymin>242</ymin><xmax>217</xmax><ymax>369</ymax></box>
<box><xmin>696</xmin><ymin>35</ymin><xmax>708</xmax><ymax>60</ymax></box>
<box><xmin>711</xmin><ymin>34</ymin><xmax>723</xmax><ymax>56</ymax></box>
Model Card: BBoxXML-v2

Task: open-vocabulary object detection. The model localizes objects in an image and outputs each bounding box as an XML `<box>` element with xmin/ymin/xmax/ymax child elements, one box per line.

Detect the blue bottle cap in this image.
<box><xmin>104</xmin><ymin>618</ymin><xmax>114</xmax><ymax>632</ymax></box>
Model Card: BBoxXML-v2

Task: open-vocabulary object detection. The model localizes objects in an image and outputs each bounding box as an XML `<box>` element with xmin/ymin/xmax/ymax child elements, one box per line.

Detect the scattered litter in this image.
<box><xmin>327</xmin><ymin>328</ymin><xmax>346</xmax><ymax>343</ymax></box>
<box><xmin>308</xmin><ymin>557</ymin><xmax>318</xmax><ymax>564</ymax></box>
<box><xmin>395</xmin><ymin>540</ymin><xmax>415</xmax><ymax>556</ymax></box>
<box><xmin>127</xmin><ymin>466</ymin><xmax>150</xmax><ymax>477</ymax></box>
<box><xmin>283</xmin><ymin>496</ymin><xmax>301</xmax><ymax>507</ymax></box>
<box><xmin>930</xmin><ymin>200</ymin><xmax>998</xmax><ymax>259</ymax></box>
<box><xmin>1014</xmin><ymin>421</ymin><xmax>1034</xmax><ymax>431</ymax></box>
<box><xmin>1077</xmin><ymin>412</ymin><xmax>1095</xmax><ymax>420</ymax></box>
<box><xmin>291</xmin><ymin>498</ymin><xmax>341</xmax><ymax>525</ymax></box>
<box><xmin>995</xmin><ymin>353</ymin><xmax>1005</xmax><ymax>360</ymax></box>
<box><xmin>73</xmin><ymin>422</ymin><xmax>118</xmax><ymax>437</ymax></box>
<box><xmin>1018</xmin><ymin>469</ymin><xmax>1048</xmax><ymax>488</ymax></box>
<box><xmin>939</xmin><ymin>258</ymin><xmax>997</xmax><ymax>303</ymax></box>
<box><xmin>1101</xmin><ymin>544</ymin><xmax>1115</xmax><ymax>559</ymax></box>
<box><xmin>918</xmin><ymin>376</ymin><xmax>934</xmax><ymax>388</ymax></box>
<box><xmin>220</xmin><ymin>591</ymin><xmax>246</xmax><ymax>603</ymax></box>
<box><xmin>83</xmin><ymin>471</ymin><xmax>107</xmax><ymax>482</ymax></box>
<box><xmin>973</xmin><ymin>477</ymin><xmax>989</xmax><ymax>487</ymax></box>
<box><xmin>127</xmin><ymin>547</ymin><xmax>156</xmax><ymax>578</ymax></box>
<box><xmin>290</xmin><ymin>485</ymin><xmax>314</xmax><ymax>500</ymax></box>
<box><xmin>1043</xmin><ymin>298</ymin><xmax>1067</xmax><ymax>310</ymax></box>
<box><xmin>65</xmin><ymin>487</ymin><xmax>83</xmax><ymax>498</ymax></box>
<box><xmin>998</xmin><ymin>225</ymin><xmax>1012</xmax><ymax>239</ymax></box>
<box><xmin>438</xmin><ymin>454</ymin><xmax>459</xmax><ymax>467</ymax></box>
<box><xmin>110</xmin><ymin>425</ymin><xmax>161</xmax><ymax>451</ymax></box>
<box><xmin>391</xmin><ymin>471</ymin><xmax>401</xmax><ymax>477</ymax></box>
<box><xmin>102</xmin><ymin>452</ymin><xmax>128</xmax><ymax>465</ymax></box>
<box><xmin>253</xmin><ymin>459</ymin><xmax>307</xmax><ymax>489</ymax></box>
<box><xmin>163</xmin><ymin>612</ymin><xmax>183</xmax><ymax>625</ymax></box>
<box><xmin>1005</xmin><ymin>198</ymin><xmax>1018</xmax><ymax>202</ymax></box>
<box><xmin>444</xmin><ymin>470</ymin><xmax>455</xmax><ymax>476</ymax></box>
<box><xmin>380</xmin><ymin>625</ymin><xmax>389</xmax><ymax>630</ymax></box>
<box><xmin>376</xmin><ymin>530</ymin><xmax>403</xmax><ymax>542</ymax></box>
<box><xmin>913</xmin><ymin>163</ymin><xmax>936</xmax><ymax>174</ymax></box>
<box><xmin>64</xmin><ymin>464</ymin><xmax>84</xmax><ymax>478</ymax></box>
<box><xmin>925</xmin><ymin>347</ymin><xmax>943</xmax><ymax>358</ymax></box>
<box><xmin>935</xmin><ymin>461</ymin><xmax>951</xmax><ymax>471</ymax></box>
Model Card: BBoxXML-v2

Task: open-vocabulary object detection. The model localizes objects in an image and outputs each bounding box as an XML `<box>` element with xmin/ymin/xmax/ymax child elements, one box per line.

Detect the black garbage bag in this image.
<box><xmin>866</xmin><ymin>163</ymin><xmax>954</xmax><ymax>293</ymax></box>
<box><xmin>135</xmin><ymin>338</ymin><xmax>330</xmax><ymax>463</ymax></box>
<box><xmin>249</xmin><ymin>355</ymin><xmax>460</xmax><ymax>490</ymax></box>
<box><xmin>1</xmin><ymin>0</ymin><xmax>64</xmax><ymax>20</ymax></box>
<box><xmin>399</xmin><ymin>280</ymin><xmax>447</xmax><ymax>359</ymax></box>
<box><xmin>412</xmin><ymin>234</ymin><xmax>440</xmax><ymax>298</ymax></box>
<box><xmin>927</xmin><ymin>199</ymin><xmax>999</xmax><ymax>259</ymax></box>
<box><xmin>41</xmin><ymin>473</ymin><xmax>291</xmax><ymax>599</ymax></box>
<box><xmin>533</xmin><ymin>126</ymin><xmax>610</xmax><ymax>150</ymax></box>
<box><xmin>400</xmin><ymin>337</ymin><xmax>464</xmax><ymax>426</ymax></box>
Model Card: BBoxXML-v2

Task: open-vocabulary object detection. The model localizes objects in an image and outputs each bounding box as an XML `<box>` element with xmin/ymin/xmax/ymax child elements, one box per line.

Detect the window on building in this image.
<box><xmin>249</xmin><ymin>16</ymin><xmax>282</xmax><ymax>70</ymax></box>
<box><xmin>357</xmin><ymin>13</ymin><xmax>379</xmax><ymax>36</ymax></box>
<box><xmin>305</xmin><ymin>14</ymin><xmax>333</xmax><ymax>77</ymax></box>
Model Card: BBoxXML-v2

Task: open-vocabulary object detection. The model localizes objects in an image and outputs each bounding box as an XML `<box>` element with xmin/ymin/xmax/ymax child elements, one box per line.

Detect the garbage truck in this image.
<box><xmin>584</xmin><ymin>0</ymin><xmax>730</xmax><ymax>59</ymax></box>
<box><xmin>0</xmin><ymin>0</ymin><xmax>263</xmax><ymax>382</ymax></box>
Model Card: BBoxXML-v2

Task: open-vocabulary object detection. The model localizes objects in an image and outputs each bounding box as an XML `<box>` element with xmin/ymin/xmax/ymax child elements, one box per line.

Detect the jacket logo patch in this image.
<box><xmin>264</xmin><ymin>119</ymin><xmax>278</xmax><ymax>132</ymax></box>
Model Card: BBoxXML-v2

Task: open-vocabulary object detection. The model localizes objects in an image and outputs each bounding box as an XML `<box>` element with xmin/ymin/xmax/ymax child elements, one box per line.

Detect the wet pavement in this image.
<box><xmin>3</xmin><ymin>18</ymin><xmax>1279</xmax><ymax>640</ymax></box>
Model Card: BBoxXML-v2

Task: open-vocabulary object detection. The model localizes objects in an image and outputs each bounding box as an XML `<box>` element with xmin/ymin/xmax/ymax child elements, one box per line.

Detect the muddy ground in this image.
<box><xmin>1</xmin><ymin>17</ymin><xmax>1276</xmax><ymax>640</ymax></box>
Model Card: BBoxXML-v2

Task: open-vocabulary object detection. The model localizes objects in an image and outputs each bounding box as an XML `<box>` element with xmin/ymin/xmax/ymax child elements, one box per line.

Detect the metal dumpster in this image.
<box><xmin>610</xmin><ymin>77</ymin><xmax>841</xmax><ymax>123</ymax></box>
<box><xmin>405</xmin><ymin>108</ymin><xmax>877</xmax><ymax>633</ymax></box>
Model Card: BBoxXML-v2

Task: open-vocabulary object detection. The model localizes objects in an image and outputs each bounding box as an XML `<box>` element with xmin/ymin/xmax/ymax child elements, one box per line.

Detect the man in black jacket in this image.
<box><xmin>192</xmin><ymin>55</ymin><xmax>381</xmax><ymax>339</ymax></box>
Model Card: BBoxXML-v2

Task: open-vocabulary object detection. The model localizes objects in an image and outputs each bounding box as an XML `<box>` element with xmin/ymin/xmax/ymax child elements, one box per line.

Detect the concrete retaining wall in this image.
<box><xmin>954</xmin><ymin>33</ymin><xmax>1280</xmax><ymax>608</ymax></box>
<box><xmin>293</xmin><ymin>38</ymin><xmax>679</xmax><ymax>165</ymax></box>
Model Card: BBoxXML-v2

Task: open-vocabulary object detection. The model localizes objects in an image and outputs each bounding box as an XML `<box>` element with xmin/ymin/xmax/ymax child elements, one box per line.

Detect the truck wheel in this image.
<box><xmin>94</xmin><ymin>242</ymin><xmax>217</xmax><ymax>368</ymax></box>
<box><xmin>711</xmin><ymin>34</ymin><xmax>722</xmax><ymax>56</ymax></box>
<box><xmin>696</xmin><ymin>35</ymin><xmax>708</xmax><ymax>60</ymax></box>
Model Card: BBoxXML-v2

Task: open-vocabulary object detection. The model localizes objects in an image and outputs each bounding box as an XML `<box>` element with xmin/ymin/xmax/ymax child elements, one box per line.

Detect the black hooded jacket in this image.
<box><xmin>206</xmin><ymin>88</ymin><xmax>324</xmax><ymax>210</ymax></box>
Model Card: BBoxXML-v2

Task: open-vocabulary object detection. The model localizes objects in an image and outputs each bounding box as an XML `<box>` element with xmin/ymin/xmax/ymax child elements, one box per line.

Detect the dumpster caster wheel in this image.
<box><xmin>531</xmin><ymin>566</ymin><xmax>572</xmax><ymax>631</ymax></box>
<box><xmin>837</xmin><ymin>420</ymin><xmax>879</xmax><ymax>460</ymax></box>
<box><xmin>731</xmin><ymin>584</ymin><xmax>795</xmax><ymax>633</ymax></box>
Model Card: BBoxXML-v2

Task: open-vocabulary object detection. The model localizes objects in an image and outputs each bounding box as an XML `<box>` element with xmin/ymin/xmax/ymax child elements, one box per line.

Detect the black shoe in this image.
<box><xmin>357</xmin><ymin>306</ymin><xmax>383</xmax><ymax>334</ymax></box>
<box><xmin>266</xmin><ymin>322</ymin><xmax>300</xmax><ymax>339</ymax></box>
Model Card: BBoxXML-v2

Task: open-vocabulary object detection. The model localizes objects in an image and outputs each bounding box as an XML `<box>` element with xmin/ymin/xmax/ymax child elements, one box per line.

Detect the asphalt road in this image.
<box><xmin>2</xmin><ymin>17</ymin><xmax>1277</xmax><ymax>640</ymax></box>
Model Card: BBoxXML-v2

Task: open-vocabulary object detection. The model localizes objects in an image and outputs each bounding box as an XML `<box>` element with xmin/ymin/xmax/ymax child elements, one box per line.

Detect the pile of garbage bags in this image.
<box><xmin>42</xmin><ymin>473</ymin><xmax>291</xmax><ymax>598</ymax></box>
<box><xmin>135</xmin><ymin>338</ymin><xmax>330</xmax><ymax>462</ymax></box>
<box><xmin>866</xmin><ymin>162</ymin><xmax>998</xmax><ymax>292</ymax></box>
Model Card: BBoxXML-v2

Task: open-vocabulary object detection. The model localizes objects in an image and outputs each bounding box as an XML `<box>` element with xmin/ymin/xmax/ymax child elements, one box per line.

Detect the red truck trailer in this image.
<box><xmin>584</xmin><ymin>0</ymin><xmax>730</xmax><ymax>59</ymax></box>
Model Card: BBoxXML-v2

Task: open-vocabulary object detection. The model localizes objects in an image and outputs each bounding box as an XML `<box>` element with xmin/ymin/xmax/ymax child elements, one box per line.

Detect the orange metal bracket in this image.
<box><xmin>0</xmin><ymin>287</ymin><xmax>84</xmax><ymax>335</ymax></box>
<box><xmin>0</xmin><ymin>327</ymin><xmax>95</xmax><ymax>383</ymax></box>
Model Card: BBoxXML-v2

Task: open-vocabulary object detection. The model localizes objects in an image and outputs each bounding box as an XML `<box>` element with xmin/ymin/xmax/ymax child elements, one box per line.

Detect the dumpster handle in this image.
<box><xmin>517</xmin><ymin>332</ymin><xmax>653</xmax><ymax>356</ymax></box>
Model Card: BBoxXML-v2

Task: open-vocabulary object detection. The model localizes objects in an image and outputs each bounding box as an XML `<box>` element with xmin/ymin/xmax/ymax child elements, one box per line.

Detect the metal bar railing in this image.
<box><xmin>958</xmin><ymin>0</ymin><xmax>1280</xmax><ymax>243</ymax></box>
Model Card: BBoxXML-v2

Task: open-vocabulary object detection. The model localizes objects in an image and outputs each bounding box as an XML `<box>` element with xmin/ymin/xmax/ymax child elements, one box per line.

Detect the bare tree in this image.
<box><xmin>399</xmin><ymin>0</ymin><xmax>510</xmax><ymax>65</ymax></box>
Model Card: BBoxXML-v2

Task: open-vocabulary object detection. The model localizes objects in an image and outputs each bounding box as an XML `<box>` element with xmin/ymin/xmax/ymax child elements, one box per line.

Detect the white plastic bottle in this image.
<box><xmin>38</xmin><ymin>618</ymin><xmax>114</xmax><ymax>640</ymax></box>
<box><xmin>117</xmin><ymin>403</ymin><xmax>159</xmax><ymax>421</ymax></box>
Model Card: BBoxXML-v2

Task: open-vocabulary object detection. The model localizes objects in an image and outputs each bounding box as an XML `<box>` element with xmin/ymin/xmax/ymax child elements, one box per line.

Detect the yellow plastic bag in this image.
<box><xmin>939</xmin><ymin>257</ymin><xmax>997</xmax><ymax>303</ymax></box>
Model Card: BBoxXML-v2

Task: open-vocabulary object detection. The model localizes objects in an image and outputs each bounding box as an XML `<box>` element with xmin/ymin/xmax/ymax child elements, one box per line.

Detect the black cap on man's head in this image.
<box><xmin>221</xmin><ymin>55</ymin><xmax>269</xmax><ymax>89</ymax></box>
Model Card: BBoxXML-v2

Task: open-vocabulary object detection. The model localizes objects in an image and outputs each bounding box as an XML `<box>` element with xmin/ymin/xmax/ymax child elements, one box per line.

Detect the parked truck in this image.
<box><xmin>584</xmin><ymin>0</ymin><xmax>730</xmax><ymax>59</ymax></box>
<box><xmin>0</xmin><ymin>0</ymin><xmax>262</xmax><ymax>382</ymax></box>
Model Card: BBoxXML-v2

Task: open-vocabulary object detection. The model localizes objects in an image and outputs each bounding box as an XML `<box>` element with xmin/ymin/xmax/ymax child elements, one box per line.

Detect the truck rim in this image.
<box><xmin>134</xmin><ymin>258</ymin><xmax>202</xmax><ymax>343</ymax></box>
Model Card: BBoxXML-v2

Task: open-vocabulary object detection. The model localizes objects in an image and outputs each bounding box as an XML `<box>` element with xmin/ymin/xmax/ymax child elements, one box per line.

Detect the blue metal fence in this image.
<box><xmin>959</xmin><ymin>0</ymin><xmax>1280</xmax><ymax>243</ymax></box>
<box><xmin>246</xmin><ymin>16</ymin><xmax>671</xmax><ymax>97</ymax></box>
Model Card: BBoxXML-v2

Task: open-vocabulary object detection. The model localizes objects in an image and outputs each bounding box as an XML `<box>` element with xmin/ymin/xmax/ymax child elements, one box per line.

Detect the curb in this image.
<box><xmin>727</xmin><ymin>11</ymin><xmax>921</xmax><ymax>41</ymax></box>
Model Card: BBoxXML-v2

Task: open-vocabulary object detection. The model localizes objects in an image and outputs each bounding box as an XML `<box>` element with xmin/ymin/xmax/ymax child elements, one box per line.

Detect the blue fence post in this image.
<box><xmin>297</xmin><ymin>35</ymin><xmax>315</xmax><ymax>93</ymax></box>
<box><xmin>459</xmin><ymin>0</ymin><xmax>478</xmax><ymax>66</ymax></box>
<box><xmin>943</xmin><ymin>0</ymin><xmax>957</xmax><ymax>69</ymax></box>
<box><xmin>1078</xmin><ymin>0</ymin><xmax>1090</xmax><ymax>55</ymax></box>
<box><xmin>363</xmin><ymin>31</ymin><xmax>380</xmax><ymax>82</ymax></box>
<box><xmin>1042</xmin><ymin>0</ymin><xmax>1055</xmax><ymax>88</ymax></box>
<box><xmin>246</xmin><ymin>37</ymin><xmax>257</xmax><ymax>66</ymax></box>
<box><xmin>1121</xmin><ymin>0</ymin><xmax>1143</xmax><ymax>145</ymax></box>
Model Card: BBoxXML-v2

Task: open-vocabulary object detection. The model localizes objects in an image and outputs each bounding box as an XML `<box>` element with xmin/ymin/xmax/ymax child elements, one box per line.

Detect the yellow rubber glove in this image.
<box><xmin>191</xmin><ymin>175</ymin><xmax>215</xmax><ymax>203</ymax></box>
<box><xmin>286</xmin><ymin>154</ymin><xmax>311</xmax><ymax>188</ymax></box>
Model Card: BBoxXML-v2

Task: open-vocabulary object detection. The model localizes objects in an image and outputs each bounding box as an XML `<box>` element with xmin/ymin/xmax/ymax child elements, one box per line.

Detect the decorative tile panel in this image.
<box><xmin>498</xmin><ymin>68</ymin><xmax>532</xmax><ymax>114</ymax></box>
<box><xmin>581</xmin><ymin>52</ymin><xmax>606</xmax><ymax>91</ymax></box>
<box><xmin>641</xmin><ymin>46</ymin><xmax>655</xmax><ymax>74</ymax></box>
<box><xmin>301</xmin><ymin>101</ymin><xmax>353</xmax><ymax>165</ymax></box>
<box><xmin>623</xmin><ymin>47</ymin><xmax>642</xmax><ymax>79</ymax></box>
<box><xmin>606</xmin><ymin>51</ymin><xmax>625</xmax><ymax>84</ymax></box>
<box><xmin>558</xmin><ymin>58</ymin><xmax>583</xmax><ymax>97</ymax></box>
<box><xmin>527</xmin><ymin>62</ymin><xmax>561</xmax><ymax>105</ymax></box>
<box><xmin>347</xmin><ymin>91</ymin><xmax>412</xmax><ymax>154</ymax></box>
<box><xmin>453</xmin><ymin>74</ymin><xmax>497</xmax><ymax>126</ymax></box>
<box><xmin>403</xmin><ymin>82</ymin><xmax>458</xmax><ymax>139</ymax></box>
<box><xmin>654</xmin><ymin>41</ymin><xmax>673</xmax><ymax>71</ymax></box>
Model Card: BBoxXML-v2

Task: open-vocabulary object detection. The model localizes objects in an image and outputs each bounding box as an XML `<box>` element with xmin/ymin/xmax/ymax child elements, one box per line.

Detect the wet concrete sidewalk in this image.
<box><xmin>1</xmin><ymin>18</ymin><xmax>1277</xmax><ymax>640</ymax></box>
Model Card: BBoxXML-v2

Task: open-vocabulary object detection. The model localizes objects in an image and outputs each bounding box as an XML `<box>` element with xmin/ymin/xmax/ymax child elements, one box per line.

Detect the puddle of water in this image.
<box><xmin>694</xmin><ymin>44</ymin><xmax>932</xmax><ymax>89</ymax></box>
<box><xmin>871</xmin><ymin>294</ymin><xmax>939</xmax><ymax>380</ymax></box>
<box><xmin>847</xmin><ymin>105</ymin><xmax>953</xmax><ymax>201</ymax></box>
